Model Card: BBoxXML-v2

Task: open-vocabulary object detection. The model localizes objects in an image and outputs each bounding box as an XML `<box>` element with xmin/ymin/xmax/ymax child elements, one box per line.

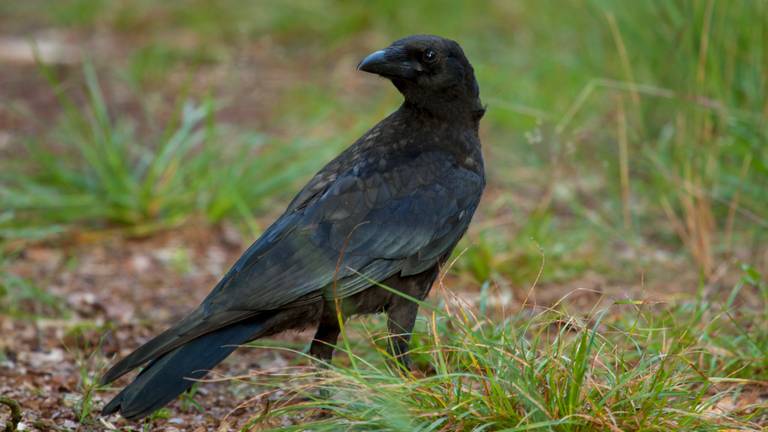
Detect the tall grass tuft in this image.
<box><xmin>0</xmin><ymin>63</ymin><xmax>323</xmax><ymax>238</ymax></box>
<box><xmin>232</xmin><ymin>266</ymin><xmax>767</xmax><ymax>431</ymax></box>
<box><xmin>586</xmin><ymin>1</ymin><xmax>768</xmax><ymax>277</ymax></box>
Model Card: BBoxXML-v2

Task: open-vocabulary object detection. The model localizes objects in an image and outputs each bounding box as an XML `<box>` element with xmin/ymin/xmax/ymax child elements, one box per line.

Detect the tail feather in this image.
<box><xmin>101</xmin><ymin>308</ymin><xmax>251</xmax><ymax>385</ymax></box>
<box><xmin>101</xmin><ymin>318</ymin><xmax>266</xmax><ymax>420</ymax></box>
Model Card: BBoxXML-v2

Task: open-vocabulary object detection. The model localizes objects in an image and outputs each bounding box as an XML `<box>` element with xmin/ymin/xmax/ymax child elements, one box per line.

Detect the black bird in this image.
<box><xmin>101</xmin><ymin>34</ymin><xmax>485</xmax><ymax>420</ymax></box>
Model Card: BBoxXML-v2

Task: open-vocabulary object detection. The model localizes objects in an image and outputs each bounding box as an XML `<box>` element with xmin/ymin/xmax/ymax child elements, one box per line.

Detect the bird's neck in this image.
<box><xmin>399</xmin><ymin>97</ymin><xmax>484</xmax><ymax>131</ymax></box>
<box><xmin>390</xmin><ymin>101</ymin><xmax>484</xmax><ymax>174</ymax></box>
<box><xmin>394</xmin><ymin>73</ymin><xmax>485</xmax><ymax>128</ymax></box>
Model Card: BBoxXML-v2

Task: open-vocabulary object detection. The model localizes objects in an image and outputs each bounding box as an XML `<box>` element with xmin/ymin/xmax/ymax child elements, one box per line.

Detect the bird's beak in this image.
<box><xmin>357</xmin><ymin>46</ymin><xmax>420</xmax><ymax>80</ymax></box>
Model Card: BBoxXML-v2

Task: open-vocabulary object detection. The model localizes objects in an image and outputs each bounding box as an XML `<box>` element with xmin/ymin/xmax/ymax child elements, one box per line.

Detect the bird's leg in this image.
<box><xmin>307</xmin><ymin>301</ymin><xmax>345</xmax><ymax>402</ymax></box>
<box><xmin>385</xmin><ymin>267</ymin><xmax>440</xmax><ymax>372</ymax></box>
<box><xmin>386</xmin><ymin>298</ymin><xmax>419</xmax><ymax>372</ymax></box>
<box><xmin>309</xmin><ymin>301</ymin><xmax>343</xmax><ymax>365</ymax></box>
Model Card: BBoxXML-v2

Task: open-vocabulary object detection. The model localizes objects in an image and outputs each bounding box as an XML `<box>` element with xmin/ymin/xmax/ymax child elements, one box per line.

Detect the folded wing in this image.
<box><xmin>102</xmin><ymin>150</ymin><xmax>483</xmax><ymax>383</ymax></box>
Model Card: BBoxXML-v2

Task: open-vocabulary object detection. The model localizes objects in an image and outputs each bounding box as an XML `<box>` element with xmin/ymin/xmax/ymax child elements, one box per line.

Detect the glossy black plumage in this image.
<box><xmin>101</xmin><ymin>34</ymin><xmax>485</xmax><ymax>420</ymax></box>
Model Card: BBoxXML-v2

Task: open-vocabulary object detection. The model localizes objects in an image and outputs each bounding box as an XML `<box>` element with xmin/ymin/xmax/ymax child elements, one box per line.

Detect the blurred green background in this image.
<box><xmin>2</xmin><ymin>0</ymin><xmax>765</xmax><ymax>288</ymax></box>
<box><xmin>1</xmin><ymin>1</ymin><xmax>767</xmax><ymax>429</ymax></box>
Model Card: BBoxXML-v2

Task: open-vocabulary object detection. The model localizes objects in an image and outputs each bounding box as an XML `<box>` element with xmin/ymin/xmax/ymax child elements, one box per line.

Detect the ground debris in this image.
<box><xmin>0</xmin><ymin>395</ymin><xmax>22</xmax><ymax>432</ymax></box>
<box><xmin>1</xmin><ymin>229</ymin><xmax>313</xmax><ymax>429</ymax></box>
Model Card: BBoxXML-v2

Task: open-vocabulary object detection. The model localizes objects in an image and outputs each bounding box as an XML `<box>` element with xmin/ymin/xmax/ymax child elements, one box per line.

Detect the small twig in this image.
<box><xmin>0</xmin><ymin>396</ymin><xmax>22</xmax><ymax>432</ymax></box>
<box><xmin>616</xmin><ymin>95</ymin><xmax>632</xmax><ymax>231</ymax></box>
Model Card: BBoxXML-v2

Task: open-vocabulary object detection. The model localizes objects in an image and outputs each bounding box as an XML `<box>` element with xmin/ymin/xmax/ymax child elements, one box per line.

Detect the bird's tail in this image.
<box><xmin>101</xmin><ymin>318</ymin><xmax>266</xmax><ymax>420</ymax></box>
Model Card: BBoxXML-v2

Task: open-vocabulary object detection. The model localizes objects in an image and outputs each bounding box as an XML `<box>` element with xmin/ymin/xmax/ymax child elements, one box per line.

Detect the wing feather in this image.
<box><xmin>200</xmin><ymin>150</ymin><xmax>483</xmax><ymax>318</ymax></box>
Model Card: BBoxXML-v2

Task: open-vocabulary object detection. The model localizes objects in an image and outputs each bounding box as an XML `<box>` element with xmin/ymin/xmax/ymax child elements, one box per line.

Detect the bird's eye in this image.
<box><xmin>422</xmin><ymin>48</ymin><xmax>437</xmax><ymax>64</ymax></box>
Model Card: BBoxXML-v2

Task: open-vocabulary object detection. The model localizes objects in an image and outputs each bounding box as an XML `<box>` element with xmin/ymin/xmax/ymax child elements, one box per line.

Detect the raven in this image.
<box><xmin>101</xmin><ymin>34</ymin><xmax>485</xmax><ymax>420</ymax></box>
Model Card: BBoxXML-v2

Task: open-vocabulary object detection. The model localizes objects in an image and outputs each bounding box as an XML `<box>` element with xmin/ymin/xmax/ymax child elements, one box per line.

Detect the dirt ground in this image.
<box><xmin>1</xmin><ymin>226</ymin><xmax>328</xmax><ymax>430</ymax></box>
<box><xmin>2</xmin><ymin>221</ymin><xmax>733</xmax><ymax>431</ymax></box>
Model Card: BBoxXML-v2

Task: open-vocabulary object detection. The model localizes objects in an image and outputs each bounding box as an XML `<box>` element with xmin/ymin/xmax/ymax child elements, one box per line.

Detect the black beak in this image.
<box><xmin>357</xmin><ymin>46</ymin><xmax>420</xmax><ymax>80</ymax></box>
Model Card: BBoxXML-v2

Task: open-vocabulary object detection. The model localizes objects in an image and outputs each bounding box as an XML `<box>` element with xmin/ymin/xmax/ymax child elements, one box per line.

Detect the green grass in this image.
<box><xmin>0</xmin><ymin>62</ymin><xmax>332</xmax><ymax>238</ymax></box>
<box><xmin>240</xmin><ymin>268</ymin><xmax>767</xmax><ymax>431</ymax></box>
<box><xmin>2</xmin><ymin>1</ymin><xmax>765</xmax><ymax>281</ymax></box>
<box><xmin>0</xmin><ymin>249</ymin><xmax>68</xmax><ymax>319</ymax></box>
<box><xmin>456</xmin><ymin>212</ymin><xmax>595</xmax><ymax>286</ymax></box>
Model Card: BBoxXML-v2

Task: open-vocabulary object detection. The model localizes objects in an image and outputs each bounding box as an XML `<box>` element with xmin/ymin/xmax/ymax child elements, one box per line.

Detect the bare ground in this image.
<box><xmin>1</xmin><ymin>226</ymin><xmax>322</xmax><ymax>430</ymax></box>
<box><xmin>3</xmin><ymin>221</ymin><xmax>743</xmax><ymax>431</ymax></box>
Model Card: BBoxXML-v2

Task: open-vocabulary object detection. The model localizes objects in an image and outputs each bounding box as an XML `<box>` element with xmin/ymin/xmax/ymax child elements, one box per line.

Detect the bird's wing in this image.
<box><xmin>202</xmin><ymin>150</ymin><xmax>483</xmax><ymax>314</ymax></box>
<box><xmin>102</xmin><ymin>150</ymin><xmax>483</xmax><ymax>380</ymax></box>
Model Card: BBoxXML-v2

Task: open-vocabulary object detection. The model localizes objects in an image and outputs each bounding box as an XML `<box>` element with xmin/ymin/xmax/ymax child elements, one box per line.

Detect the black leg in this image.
<box><xmin>386</xmin><ymin>299</ymin><xmax>419</xmax><ymax>370</ymax></box>
<box><xmin>385</xmin><ymin>266</ymin><xmax>439</xmax><ymax>371</ymax></box>
<box><xmin>309</xmin><ymin>301</ymin><xmax>343</xmax><ymax>364</ymax></box>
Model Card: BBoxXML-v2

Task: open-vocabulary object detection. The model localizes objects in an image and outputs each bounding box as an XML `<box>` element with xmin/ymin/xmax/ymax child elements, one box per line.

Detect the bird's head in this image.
<box><xmin>358</xmin><ymin>35</ymin><xmax>484</xmax><ymax>121</ymax></box>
